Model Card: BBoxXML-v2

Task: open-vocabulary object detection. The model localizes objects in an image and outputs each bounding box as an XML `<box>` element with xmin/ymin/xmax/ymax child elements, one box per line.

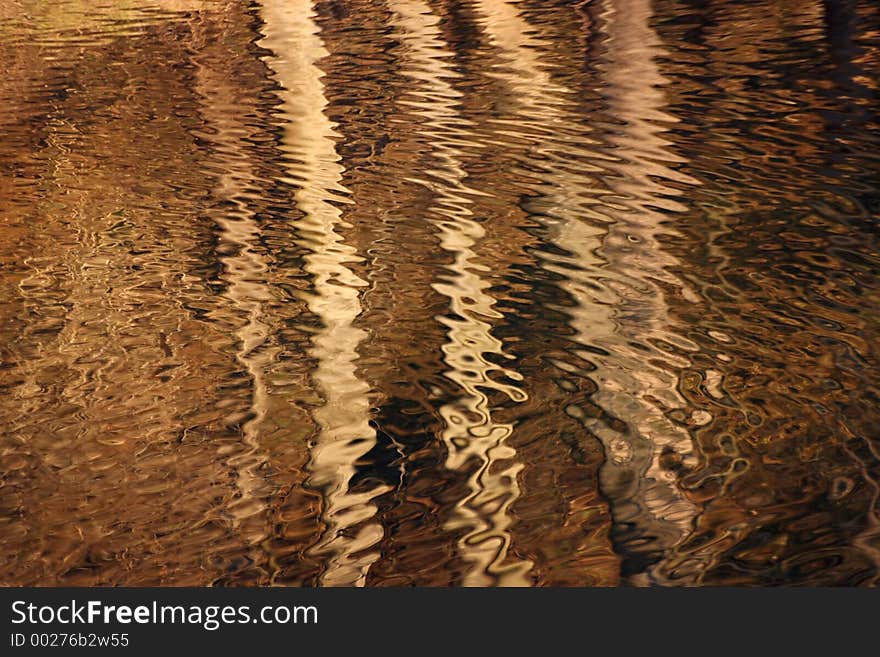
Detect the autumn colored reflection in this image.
<box><xmin>0</xmin><ymin>0</ymin><xmax>877</xmax><ymax>586</ymax></box>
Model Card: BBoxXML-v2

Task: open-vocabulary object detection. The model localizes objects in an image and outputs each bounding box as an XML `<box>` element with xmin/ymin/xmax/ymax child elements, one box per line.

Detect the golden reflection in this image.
<box><xmin>1</xmin><ymin>0</ymin><xmax>878</xmax><ymax>587</ymax></box>
<box><xmin>259</xmin><ymin>0</ymin><xmax>383</xmax><ymax>587</ymax></box>
<box><xmin>190</xmin><ymin>22</ymin><xmax>274</xmax><ymax>567</ymax></box>
<box><xmin>589</xmin><ymin>0</ymin><xmax>703</xmax><ymax>584</ymax></box>
<box><xmin>390</xmin><ymin>0</ymin><xmax>532</xmax><ymax>587</ymax></box>
<box><xmin>474</xmin><ymin>0</ymin><xmax>700</xmax><ymax>583</ymax></box>
<box><xmin>473</xmin><ymin>0</ymin><xmax>624</xmax><ymax>586</ymax></box>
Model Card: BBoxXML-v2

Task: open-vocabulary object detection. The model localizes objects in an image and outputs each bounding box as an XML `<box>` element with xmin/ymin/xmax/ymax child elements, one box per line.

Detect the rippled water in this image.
<box><xmin>1</xmin><ymin>0</ymin><xmax>878</xmax><ymax>586</ymax></box>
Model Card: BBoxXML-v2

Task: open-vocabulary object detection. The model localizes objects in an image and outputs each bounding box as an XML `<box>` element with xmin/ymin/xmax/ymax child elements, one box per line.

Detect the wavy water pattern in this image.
<box><xmin>390</xmin><ymin>0</ymin><xmax>532</xmax><ymax>586</ymax></box>
<box><xmin>0</xmin><ymin>0</ymin><xmax>878</xmax><ymax>586</ymax></box>
<box><xmin>259</xmin><ymin>0</ymin><xmax>383</xmax><ymax>587</ymax></box>
<box><xmin>471</xmin><ymin>0</ymin><xmax>700</xmax><ymax>583</ymax></box>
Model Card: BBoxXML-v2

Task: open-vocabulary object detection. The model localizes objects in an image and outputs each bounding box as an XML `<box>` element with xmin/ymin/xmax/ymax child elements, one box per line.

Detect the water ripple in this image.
<box><xmin>1</xmin><ymin>0</ymin><xmax>878</xmax><ymax>587</ymax></box>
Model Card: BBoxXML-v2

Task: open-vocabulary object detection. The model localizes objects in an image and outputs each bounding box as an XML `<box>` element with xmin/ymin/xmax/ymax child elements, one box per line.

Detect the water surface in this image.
<box><xmin>1</xmin><ymin>0</ymin><xmax>878</xmax><ymax>586</ymax></box>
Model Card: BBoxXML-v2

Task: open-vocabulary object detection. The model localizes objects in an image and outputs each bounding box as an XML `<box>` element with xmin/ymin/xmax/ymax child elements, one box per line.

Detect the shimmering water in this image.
<box><xmin>1</xmin><ymin>0</ymin><xmax>878</xmax><ymax>586</ymax></box>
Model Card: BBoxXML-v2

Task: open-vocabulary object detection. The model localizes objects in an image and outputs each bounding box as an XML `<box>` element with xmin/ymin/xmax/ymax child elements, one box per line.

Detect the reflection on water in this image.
<box><xmin>474</xmin><ymin>0</ymin><xmax>700</xmax><ymax>585</ymax></box>
<box><xmin>0</xmin><ymin>0</ymin><xmax>877</xmax><ymax>586</ymax></box>
<box><xmin>261</xmin><ymin>0</ymin><xmax>383</xmax><ymax>588</ymax></box>
<box><xmin>391</xmin><ymin>0</ymin><xmax>531</xmax><ymax>586</ymax></box>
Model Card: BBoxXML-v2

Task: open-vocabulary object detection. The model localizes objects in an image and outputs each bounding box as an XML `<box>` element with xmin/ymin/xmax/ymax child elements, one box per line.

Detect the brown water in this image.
<box><xmin>0</xmin><ymin>0</ymin><xmax>878</xmax><ymax>587</ymax></box>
